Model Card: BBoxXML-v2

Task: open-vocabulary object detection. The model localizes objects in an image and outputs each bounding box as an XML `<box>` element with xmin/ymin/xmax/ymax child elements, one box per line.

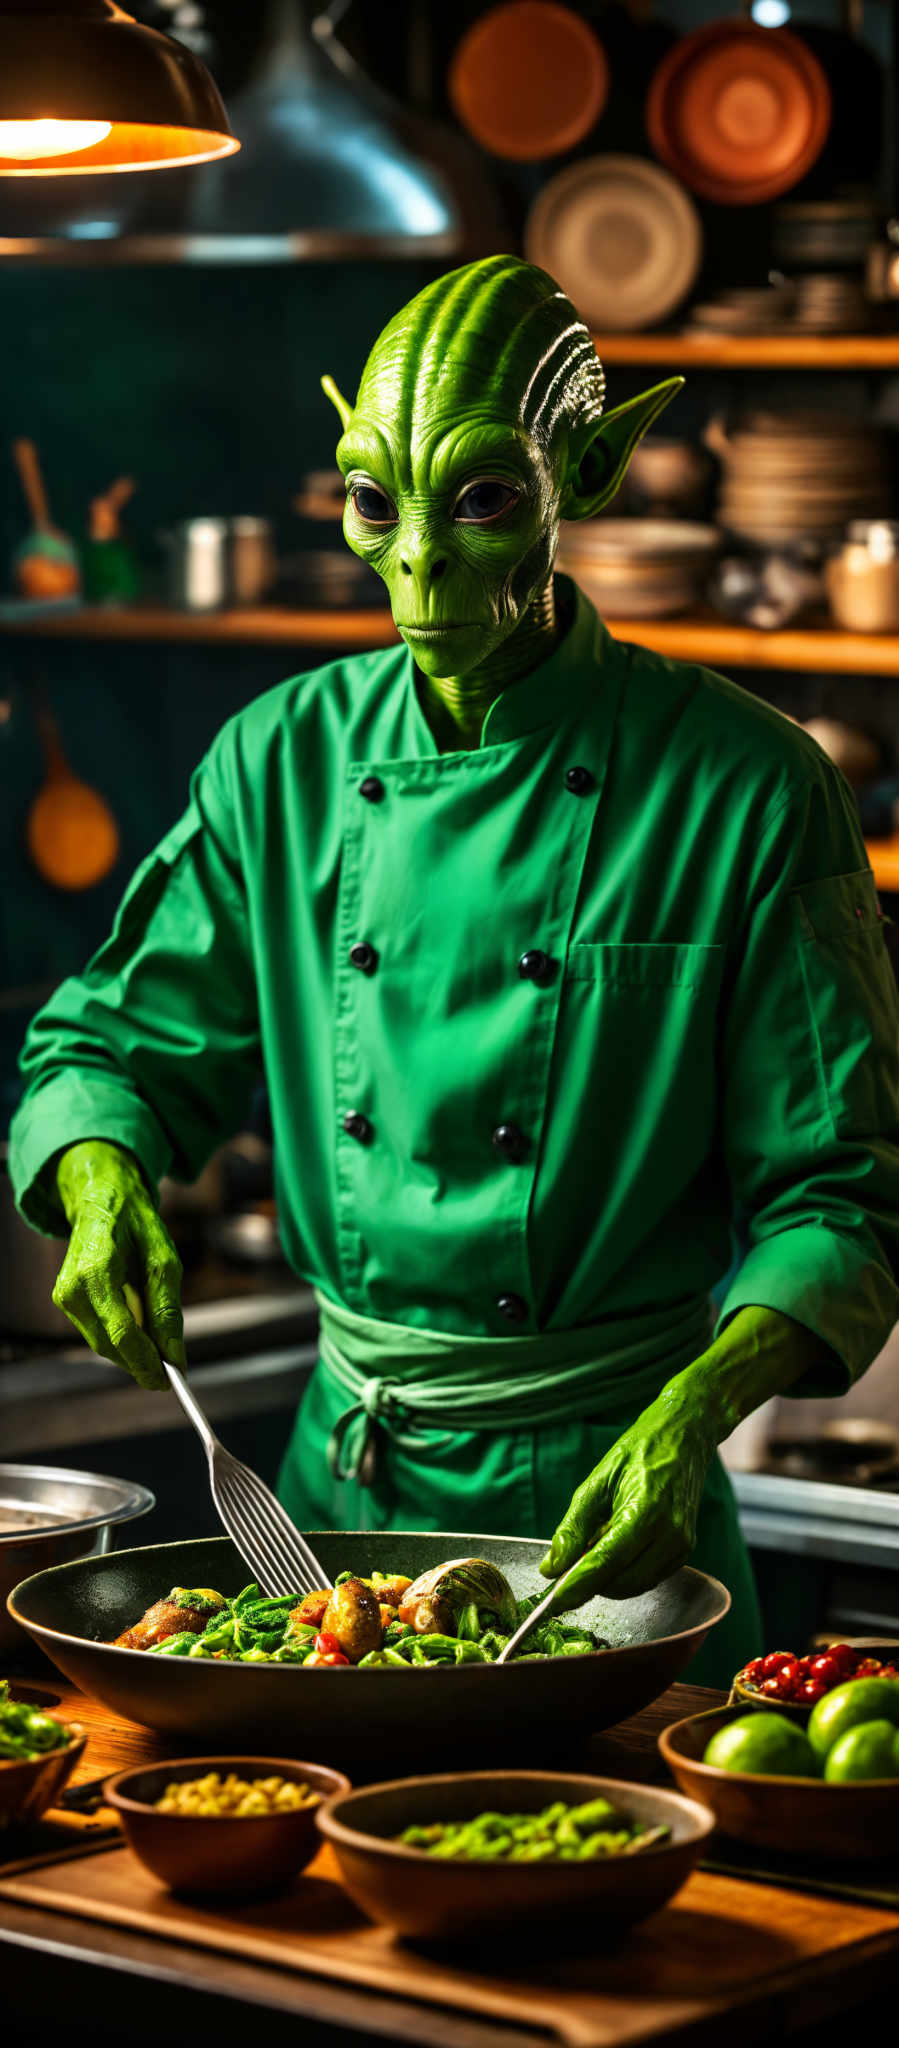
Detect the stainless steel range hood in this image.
<box><xmin>0</xmin><ymin>0</ymin><xmax>477</xmax><ymax>264</ymax></box>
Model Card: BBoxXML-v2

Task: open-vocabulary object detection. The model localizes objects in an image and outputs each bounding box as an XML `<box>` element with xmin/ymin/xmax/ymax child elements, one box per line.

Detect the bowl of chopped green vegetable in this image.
<box><xmin>0</xmin><ymin>1680</ymin><xmax>85</xmax><ymax>1829</ymax></box>
<box><xmin>316</xmin><ymin>1769</ymin><xmax>714</xmax><ymax>1940</ymax></box>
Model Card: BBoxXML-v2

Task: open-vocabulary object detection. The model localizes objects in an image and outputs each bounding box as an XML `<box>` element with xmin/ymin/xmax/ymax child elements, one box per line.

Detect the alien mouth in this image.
<box><xmin>399</xmin><ymin>623</ymin><xmax>474</xmax><ymax>635</ymax></box>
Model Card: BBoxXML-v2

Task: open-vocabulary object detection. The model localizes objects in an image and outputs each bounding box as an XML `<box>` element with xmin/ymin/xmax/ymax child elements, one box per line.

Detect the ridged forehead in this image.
<box><xmin>353</xmin><ymin>256</ymin><xmax>606</xmax><ymax>449</ymax></box>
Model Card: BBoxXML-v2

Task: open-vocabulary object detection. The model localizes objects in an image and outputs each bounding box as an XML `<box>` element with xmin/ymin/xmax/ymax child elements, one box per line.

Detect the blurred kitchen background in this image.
<box><xmin>4</xmin><ymin>0</ymin><xmax>899</xmax><ymax>1652</ymax></box>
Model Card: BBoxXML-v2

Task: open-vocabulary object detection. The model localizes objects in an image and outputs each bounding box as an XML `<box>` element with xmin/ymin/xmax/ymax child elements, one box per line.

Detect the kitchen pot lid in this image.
<box><xmin>524</xmin><ymin>154</ymin><xmax>701</xmax><ymax>332</ymax></box>
<box><xmin>449</xmin><ymin>1</ymin><xmax>609</xmax><ymax>162</ymax></box>
<box><xmin>646</xmin><ymin>22</ymin><xmax>831</xmax><ymax>207</ymax></box>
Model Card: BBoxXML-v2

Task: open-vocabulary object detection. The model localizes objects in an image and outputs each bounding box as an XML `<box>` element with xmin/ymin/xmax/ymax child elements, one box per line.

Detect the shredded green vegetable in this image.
<box><xmin>398</xmin><ymin>1799</ymin><xmax>669</xmax><ymax>1861</ymax></box>
<box><xmin>135</xmin><ymin>1575</ymin><xmax>607</xmax><ymax>1669</ymax></box>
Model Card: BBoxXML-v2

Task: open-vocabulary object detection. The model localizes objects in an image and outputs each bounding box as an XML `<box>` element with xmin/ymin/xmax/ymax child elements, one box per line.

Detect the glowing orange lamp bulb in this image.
<box><xmin>0</xmin><ymin>119</ymin><xmax>112</xmax><ymax>161</ymax></box>
<box><xmin>0</xmin><ymin>3</ymin><xmax>238</xmax><ymax>175</ymax></box>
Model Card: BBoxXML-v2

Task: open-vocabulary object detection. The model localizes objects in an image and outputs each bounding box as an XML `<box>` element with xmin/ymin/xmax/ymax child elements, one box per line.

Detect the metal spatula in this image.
<box><xmin>495</xmin><ymin>1556</ymin><xmax>590</xmax><ymax>1664</ymax></box>
<box><xmin>164</xmin><ymin>1360</ymin><xmax>332</xmax><ymax>1599</ymax></box>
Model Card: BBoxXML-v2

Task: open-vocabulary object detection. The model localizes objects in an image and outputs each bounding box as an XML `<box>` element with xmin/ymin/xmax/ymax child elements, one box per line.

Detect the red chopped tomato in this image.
<box><xmin>304</xmin><ymin>1649</ymin><xmax>350</xmax><ymax>1667</ymax></box>
<box><xmin>313</xmin><ymin>1631</ymin><xmax>343</xmax><ymax>1656</ymax></box>
<box><xmin>798</xmin><ymin>1678</ymin><xmax>827</xmax><ymax>1704</ymax></box>
<box><xmin>825</xmin><ymin>1643</ymin><xmax>858</xmax><ymax>1675</ymax></box>
<box><xmin>760</xmin><ymin>1651</ymin><xmax>796</xmax><ymax>1676</ymax></box>
<box><xmin>741</xmin><ymin>1658</ymin><xmax>766</xmax><ymax>1683</ymax></box>
<box><xmin>808</xmin><ymin>1653</ymin><xmax>840</xmax><ymax>1684</ymax></box>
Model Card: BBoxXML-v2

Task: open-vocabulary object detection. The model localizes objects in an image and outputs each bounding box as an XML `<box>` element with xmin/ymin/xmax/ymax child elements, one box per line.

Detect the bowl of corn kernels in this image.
<box><xmin>103</xmin><ymin>1755</ymin><xmax>350</xmax><ymax>1895</ymax></box>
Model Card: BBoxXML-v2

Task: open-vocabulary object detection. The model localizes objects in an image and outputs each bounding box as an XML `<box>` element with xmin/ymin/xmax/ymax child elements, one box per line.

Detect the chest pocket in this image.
<box><xmin>560</xmin><ymin>941</ymin><xmax>726</xmax><ymax>1188</ymax></box>
<box><xmin>792</xmin><ymin>869</ymin><xmax>899</xmax><ymax>1138</ymax></box>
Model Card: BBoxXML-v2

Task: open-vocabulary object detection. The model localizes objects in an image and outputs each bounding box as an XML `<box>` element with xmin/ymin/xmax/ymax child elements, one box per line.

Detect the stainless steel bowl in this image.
<box><xmin>0</xmin><ymin>1464</ymin><xmax>154</xmax><ymax>1657</ymax></box>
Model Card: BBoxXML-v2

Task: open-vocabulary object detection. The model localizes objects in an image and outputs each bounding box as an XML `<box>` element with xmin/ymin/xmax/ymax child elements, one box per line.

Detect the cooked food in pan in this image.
<box><xmin>114</xmin><ymin>1586</ymin><xmax>227</xmax><ymax>1651</ymax></box>
<box><xmin>112</xmin><ymin>1558</ymin><xmax>608</xmax><ymax>1668</ymax></box>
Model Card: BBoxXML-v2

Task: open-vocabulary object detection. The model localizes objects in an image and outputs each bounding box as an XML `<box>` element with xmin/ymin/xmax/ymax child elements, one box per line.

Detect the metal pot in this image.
<box><xmin>0</xmin><ymin>1464</ymin><xmax>154</xmax><ymax>1657</ymax></box>
<box><xmin>159</xmin><ymin>518</ymin><xmax>276</xmax><ymax>611</ymax></box>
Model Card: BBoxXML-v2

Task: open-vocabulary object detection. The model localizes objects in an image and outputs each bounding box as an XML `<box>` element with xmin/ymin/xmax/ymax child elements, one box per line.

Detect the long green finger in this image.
<box><xmin>83</xmin><ymin>1276</ymin><xmax>166</xmax><ymax>1389</ymax></box>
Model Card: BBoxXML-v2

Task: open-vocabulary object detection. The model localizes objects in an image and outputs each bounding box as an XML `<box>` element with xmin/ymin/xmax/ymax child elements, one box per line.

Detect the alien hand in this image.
<box><xmin>538</xmin><ymin>1306</ymin><xmax>824</xmax><ymax>1608</ymax></box>
<box><xmin>538</xmin><ymin>1387</ymin><xmax>716</xmax><ymax>1608</ymax></box>
<box><xmin>53</xmin><ymin>1139</ymin><xmax>184</xmax><ymax>1391</ymax></box>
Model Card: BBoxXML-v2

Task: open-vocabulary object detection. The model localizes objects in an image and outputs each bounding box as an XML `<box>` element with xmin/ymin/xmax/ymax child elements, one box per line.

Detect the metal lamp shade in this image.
<box><xmin>0</xmin><ymin>1</ymin><xmax>238</xmax><ymax>174</ymax></box>
<box><xmin>185</xmin><ymin>0</ymin><xmax>462</xmax><ymax>259</ymax></box>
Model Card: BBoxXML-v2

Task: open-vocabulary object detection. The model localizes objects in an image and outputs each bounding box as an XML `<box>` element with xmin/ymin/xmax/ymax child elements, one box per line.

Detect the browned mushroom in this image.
<box><xmin>320</xmin><ymin>1577</ymin><xmax>383</xmax><ymax>1662</ymax></box>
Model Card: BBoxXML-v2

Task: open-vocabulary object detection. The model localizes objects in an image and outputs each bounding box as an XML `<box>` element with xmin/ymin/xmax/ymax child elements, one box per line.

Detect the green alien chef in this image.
<box><xmin>11</xmin><ymin>258</ymin><xmax>899</xmax><ymax>1684</ymax></box>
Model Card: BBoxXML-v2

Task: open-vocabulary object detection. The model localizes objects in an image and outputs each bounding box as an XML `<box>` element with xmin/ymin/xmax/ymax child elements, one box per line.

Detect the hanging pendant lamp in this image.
<box><xmin>0</xmin><ymin>0</ymin><xmax>238</xmax><ymax>175</ymax></box>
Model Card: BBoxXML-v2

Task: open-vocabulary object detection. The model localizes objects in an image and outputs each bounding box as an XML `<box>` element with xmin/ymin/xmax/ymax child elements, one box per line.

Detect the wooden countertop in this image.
<box><xmin>3</xmin><ymin>1674</ymin><xmax>899</xmax><ymax>2048</ymax></box>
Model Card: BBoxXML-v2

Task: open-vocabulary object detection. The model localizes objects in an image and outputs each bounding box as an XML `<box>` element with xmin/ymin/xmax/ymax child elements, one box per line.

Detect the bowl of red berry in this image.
<box><xmin>734</xmin><ymin>1642</ymin><xmax>899</xmax><ymax>1720</ymax></box>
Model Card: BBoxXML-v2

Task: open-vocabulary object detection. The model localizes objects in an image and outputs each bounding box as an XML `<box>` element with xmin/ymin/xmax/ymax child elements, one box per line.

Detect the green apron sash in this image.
<box><xmin>317</xmin><ymin>1291</ymin><xmax>713</xmax><ymax>1486</ymax></box>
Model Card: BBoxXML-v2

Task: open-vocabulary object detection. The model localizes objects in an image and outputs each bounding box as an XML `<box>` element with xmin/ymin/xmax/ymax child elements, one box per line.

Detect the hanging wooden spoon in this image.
<box><xmin>12</xmin><ymin>439</ymin><xmax>80</xmax><ymax>599</ymax></box>
<box><xmin>27</xmin><ymin>699</ymin><xmax>120</xmax><ymax>891</ymax></box>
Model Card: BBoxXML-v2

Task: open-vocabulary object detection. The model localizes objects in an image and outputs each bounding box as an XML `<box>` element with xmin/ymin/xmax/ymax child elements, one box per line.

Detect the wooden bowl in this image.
<box><xmin>660</xmin><ymin>1706</ymin><xmax>899</xmax><ymax>1862</ymax></box>
<box><xmin>316</xmin><ymin>1769</ymin><xmax>714</xmax><ymax>1943</ymax></box>
<box><xmin>731</xmin><ymin>1675</ymin><xmax>811</xmax><ymax>1722</ymax></box>
<box><xmin>0</xmin><ymin>1726</ymin><xmax>86</xmax><ymax>1830</ymax></box>
<box><xmin>104</xmin><ymin>1755</ymin><xmax>350</xmax><ymax>1897</ymax></box>
<box><xmin>731</xmin><ymin>1642</ymin><xmax>899</xmax><ymax>1723</ymax></box>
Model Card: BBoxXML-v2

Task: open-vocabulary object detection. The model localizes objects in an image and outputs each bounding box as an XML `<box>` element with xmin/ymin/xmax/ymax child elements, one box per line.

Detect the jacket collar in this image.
<box><xmin>403</xmin><ymin>576</ymin><xmax>619</xmax><ymax>756</ymax></box>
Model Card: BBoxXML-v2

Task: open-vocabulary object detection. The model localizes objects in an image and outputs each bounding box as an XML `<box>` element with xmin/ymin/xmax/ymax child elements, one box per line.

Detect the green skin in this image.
<box><xmin>51</xmin><ymin>257</ymin><xmax>824</xmax><ymax>1599</ymax></box>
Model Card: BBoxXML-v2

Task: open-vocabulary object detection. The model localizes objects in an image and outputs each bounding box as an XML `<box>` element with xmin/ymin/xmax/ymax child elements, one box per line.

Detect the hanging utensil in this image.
<box><xmin>163</xmin><ymin>1360</ymin><xmax>333</xmax><ymax>1599</ymax></box>
<box><xmin>26</xmin><ymin>697</ymin><xmax>120</xmax><ymax>892</ymax></box>
<box><xmin>11</xmin><ymin>440</ymin><xmax>80</xmax><ymax>599</ymax></box>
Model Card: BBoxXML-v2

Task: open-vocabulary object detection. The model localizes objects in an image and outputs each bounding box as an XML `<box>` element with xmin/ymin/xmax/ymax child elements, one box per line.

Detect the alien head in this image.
<box><xmin>323</xmin><ymin>255</ymin><xmax>682</xmax><ymax>680</ymax></box>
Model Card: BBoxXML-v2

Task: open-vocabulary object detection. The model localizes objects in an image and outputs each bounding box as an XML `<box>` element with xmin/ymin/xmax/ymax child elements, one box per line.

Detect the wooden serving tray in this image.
<box><xmin>3</xmin><ymin>1839</ymin><xmax>898</xmax><ymax>2048</ymax></box>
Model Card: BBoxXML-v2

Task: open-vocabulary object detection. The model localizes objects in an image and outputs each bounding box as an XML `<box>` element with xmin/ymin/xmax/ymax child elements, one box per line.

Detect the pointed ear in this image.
<box><xmin>560</xmin><ymin>378</ymin><xmax>684</xmax><ymax>521</ymax></box>
<box><xmin>321</xmin><ymin>374</ymin><xmax>353</xmax><ymax>431</ymax></box>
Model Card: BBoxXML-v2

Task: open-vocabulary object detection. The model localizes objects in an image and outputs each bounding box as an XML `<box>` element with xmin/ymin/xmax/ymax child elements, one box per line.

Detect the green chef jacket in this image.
<box><xmin>10</xmin><ymin>577</ymin><xmax>899</xmax><ymax>1681</ymax></box>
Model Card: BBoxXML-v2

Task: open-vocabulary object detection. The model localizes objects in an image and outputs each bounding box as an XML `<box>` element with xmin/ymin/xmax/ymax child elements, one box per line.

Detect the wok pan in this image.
<box><xmin>9</xmin><ymin>1532</ymin><xmax>729</xmax><ymax>1768</ymax></box>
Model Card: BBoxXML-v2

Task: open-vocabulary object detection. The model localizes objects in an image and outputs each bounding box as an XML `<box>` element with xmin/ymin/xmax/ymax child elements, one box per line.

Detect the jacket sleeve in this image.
<box><xmin>715</xmin><ymin>752</ymin><xmax>899</xmax><ymax>1393</ymax></box>
<box><xmin>9</xmin><ymin>744</ymin><xmax>260</xmax><ymax>1235</ymax></box>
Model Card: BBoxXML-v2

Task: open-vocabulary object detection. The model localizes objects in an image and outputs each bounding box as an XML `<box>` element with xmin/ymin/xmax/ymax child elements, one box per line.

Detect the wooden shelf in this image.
<box><xmin>590</xmin><ymin>332</ymin><xmax>899</xmax><ymax>368</ymax></box>
<box><xmin>605</xmin><ymin>613</ymin><xmax>899</xmax><ymax>676</ymax></box>
<box><xmin>5</xmin><ymin>603</ymin><xmax>899</xmax><ymax>675</ymax></box>
<box><xmin>0</xmin><ymin>604</ymin><xmax>400</xmax><ymax>648</ymax></box>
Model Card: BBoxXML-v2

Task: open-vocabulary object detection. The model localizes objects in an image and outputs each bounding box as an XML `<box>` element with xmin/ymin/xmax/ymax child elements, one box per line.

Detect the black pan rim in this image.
<box><xmin>7</xmin><ymin>1530</ymin><xmax>731</xmax><ymax>1671</ymax></box>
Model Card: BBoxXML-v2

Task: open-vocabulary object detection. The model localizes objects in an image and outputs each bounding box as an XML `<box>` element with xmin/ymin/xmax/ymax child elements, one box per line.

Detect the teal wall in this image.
<box><xmin>0</xmin><ymin>257</ymin><xmax>435</xmax><ymax>1118</ymax></box>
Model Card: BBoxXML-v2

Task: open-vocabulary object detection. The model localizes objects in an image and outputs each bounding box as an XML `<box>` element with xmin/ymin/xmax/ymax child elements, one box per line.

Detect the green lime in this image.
<box><xmin>702</xmin><ymin>1713</ymin><xmax>817</xmax><ymax>1778</ymax></box>
<box><xmin>808</xmin><ymin>1678</ymin><xmax>899</xmax><ymax>1763</ymax></box>
<box><xmin>823</xmin><ymin>1720</ymin><xmax>899</xmax><ymax>1783</ymax></box>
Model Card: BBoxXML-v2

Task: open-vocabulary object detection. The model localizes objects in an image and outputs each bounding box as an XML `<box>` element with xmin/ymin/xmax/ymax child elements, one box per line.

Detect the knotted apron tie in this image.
<box><xmin>319</xmin><ymin>1291</ymin><xmax>714</xmax><ymax>1486</ymax></box>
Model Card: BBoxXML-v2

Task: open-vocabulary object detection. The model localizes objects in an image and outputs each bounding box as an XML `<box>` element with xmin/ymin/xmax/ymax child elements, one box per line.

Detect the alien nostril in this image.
<box><xmin>431</xmin><ymin>559</ymin><xmax>447</xmax><ymax>582</ymax></box>
<box><xmin>400</xmin><ymin>561</ymin><xmax>412</xmax><ymax>576</ymax></box>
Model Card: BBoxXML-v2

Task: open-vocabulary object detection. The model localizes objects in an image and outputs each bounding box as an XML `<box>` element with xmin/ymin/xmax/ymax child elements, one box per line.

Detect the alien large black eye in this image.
<box><xmin>454</xmin><ymin>480</ymin><xmax>519</xmax><ymax>524</ymax></box>
<box><xmin>351</xmin><ymin>483</ymin><xmax>398</xmax><ymax>525</ymax></box>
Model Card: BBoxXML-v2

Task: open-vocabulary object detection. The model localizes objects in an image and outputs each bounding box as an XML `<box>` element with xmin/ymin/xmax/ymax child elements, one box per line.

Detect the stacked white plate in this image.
<box><xmin>715</xmin><ymin>413</ymin><xmax>888</xmax><ymax>549</ymax></box>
